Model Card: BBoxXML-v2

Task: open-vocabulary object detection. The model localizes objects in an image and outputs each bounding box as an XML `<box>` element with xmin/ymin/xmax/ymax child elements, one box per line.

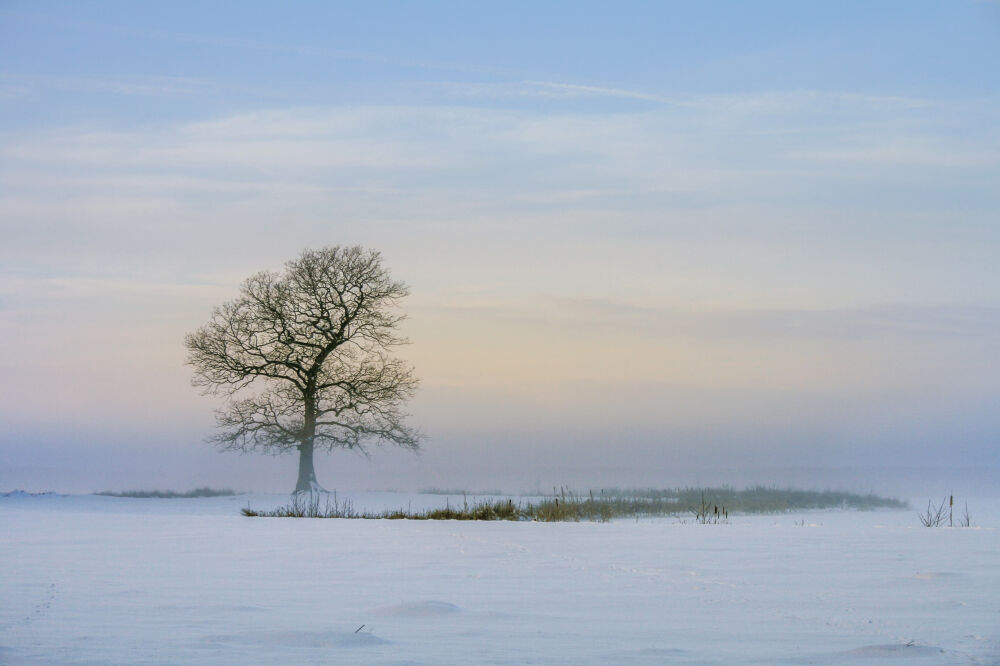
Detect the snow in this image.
<box><xmin>2</xmin><ymin>492</ymin><xmax>998</xmax><ymax>664</ymax></box>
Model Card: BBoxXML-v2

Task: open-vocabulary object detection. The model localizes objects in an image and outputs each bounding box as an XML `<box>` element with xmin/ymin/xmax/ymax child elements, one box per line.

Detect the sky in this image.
<box><xmin>1</xmin><ymin>1</ymin><xmax>999</xmax><ymax>494</ymax></box>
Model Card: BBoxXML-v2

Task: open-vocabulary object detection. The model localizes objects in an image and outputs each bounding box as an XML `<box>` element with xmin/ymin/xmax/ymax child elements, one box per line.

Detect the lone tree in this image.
<box><xmin>185</xmin><ymin>246</ymin><xmax>420</xmax><ymax>494</ymax></box>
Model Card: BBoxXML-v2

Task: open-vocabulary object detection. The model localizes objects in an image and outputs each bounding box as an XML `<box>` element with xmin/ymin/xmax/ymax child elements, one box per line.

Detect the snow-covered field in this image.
<box><xmin>2</xmin><ymin>492</ymin><xmax>998</xmax><ymax>665</ymax></box>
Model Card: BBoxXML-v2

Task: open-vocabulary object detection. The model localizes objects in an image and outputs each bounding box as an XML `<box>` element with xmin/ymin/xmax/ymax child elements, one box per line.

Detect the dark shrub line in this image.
<box><xmin>95</xmin><ymin>487</ymin><xmax>240</xmax><ymax>498</ymax></box>
<box><xmin>589</xmin><ymin>485</ymin><xmax>906</xmax><ymax>511</ymax></box>
<box><xmin>419</xmin><ymin>487</ymin><xmax>504</xmax><ymax>496</ymax></box>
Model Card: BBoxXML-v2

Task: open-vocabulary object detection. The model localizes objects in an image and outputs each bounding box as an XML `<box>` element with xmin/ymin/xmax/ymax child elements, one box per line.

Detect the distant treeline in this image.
<box><xmin>419</xmin><ymin>487</ymin><xmax>505</xmax><ymax>496</ymax></box>
<box><xmin>95</xmin><ymin>487</ymin><xmax>240</xmax><ymax>498</ymax></box>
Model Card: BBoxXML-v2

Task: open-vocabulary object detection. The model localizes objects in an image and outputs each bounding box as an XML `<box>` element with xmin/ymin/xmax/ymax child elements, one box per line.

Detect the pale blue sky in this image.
<box><xmin>1</xmin><ymin>2</ymin><xmax>998</xmax><ymax>492</ymax></box>
<box><xmin>3</xmin><ymin>1</ymin><xmax>998</xmax><ymax>122</ymax></box>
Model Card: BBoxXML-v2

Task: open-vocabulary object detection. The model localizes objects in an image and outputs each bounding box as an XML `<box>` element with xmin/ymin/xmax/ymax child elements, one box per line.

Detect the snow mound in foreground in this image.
<box><xmin>845</xmin><ymin>643</ymin><xmax>946</xmax><ymax>658</ymax></box>
<box><xmin>911</xmin><ymin>571</ymin><xmax>956</xmax><ymax>580</ymax></box>
<box><xmin>205</xmin><ymin>630</ymin><xmax>388</xmax><ymax>648</ymax></box>
<box><xmin>372</xmin><ymin>601</ymin><xmax>461</xmax><ymax>617</ymax></box>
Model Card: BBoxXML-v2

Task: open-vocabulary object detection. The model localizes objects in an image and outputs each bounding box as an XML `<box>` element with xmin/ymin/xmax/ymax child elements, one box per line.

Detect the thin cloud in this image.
<box><xmin>429</xmin><ymin>80</ymin><xmax>937</xmax><ymax>115</ymax></box>
<box><xmin>688</xmin><ymin>90</ymin><xmax>935</xmax><ymax>114</ymax></box>
<box><xmin>522</xmin><ymin>80</ymin><xmax>684</xmax><ymax>105</ymax></box>
<box><xmin>785</xmin><ymin>144</ymin><xmax>998</xmax><ymax>168</ymax></box>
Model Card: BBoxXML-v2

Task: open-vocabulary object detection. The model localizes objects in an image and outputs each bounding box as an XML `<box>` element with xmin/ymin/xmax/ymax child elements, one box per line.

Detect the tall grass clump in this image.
<box><xmin>424</xmin><ymin>497</ymin><xmax>520</xmax><ymax>521</ymax></box>
<box><xmin>918</xmin><ymin>495</ymin><xmax>974</xmax><ymax>527</ymax></box>
<box><xmin>531</xmin><ymin>489</ymin><xmax>615</xmax><ymax>522</ymax></box>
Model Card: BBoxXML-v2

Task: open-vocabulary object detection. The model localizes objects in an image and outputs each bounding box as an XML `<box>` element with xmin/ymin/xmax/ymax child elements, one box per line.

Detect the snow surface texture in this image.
<box><xmin>1</xmin><ymin>493</ymin><xmax>998</xmax><ymax>665</ymax></box>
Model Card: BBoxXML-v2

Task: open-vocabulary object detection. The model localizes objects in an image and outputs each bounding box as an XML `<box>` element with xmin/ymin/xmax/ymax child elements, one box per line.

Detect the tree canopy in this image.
<box><xmin>185</xmin><ymin>246</ymin><xmax>420</xmax><ymax>493</ymax></box>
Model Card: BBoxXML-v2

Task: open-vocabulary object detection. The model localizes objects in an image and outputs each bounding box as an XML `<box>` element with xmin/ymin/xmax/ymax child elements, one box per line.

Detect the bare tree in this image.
<box><xmin>185</xmin><ymin>246</ymin><xmax>420</xmax><ymax>494</ymax></box>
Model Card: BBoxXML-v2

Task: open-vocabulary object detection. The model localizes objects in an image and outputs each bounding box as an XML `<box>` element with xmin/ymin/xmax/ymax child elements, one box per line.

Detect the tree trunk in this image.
<box><xmin>294</xmin><ymin>397</ymin><xmax>322</xmax><ymax>495</ymax></box>
<box><xmin>294</xmin><ymin>440</ymin><xmax>320</xmax><ymax>494</ymax></box>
